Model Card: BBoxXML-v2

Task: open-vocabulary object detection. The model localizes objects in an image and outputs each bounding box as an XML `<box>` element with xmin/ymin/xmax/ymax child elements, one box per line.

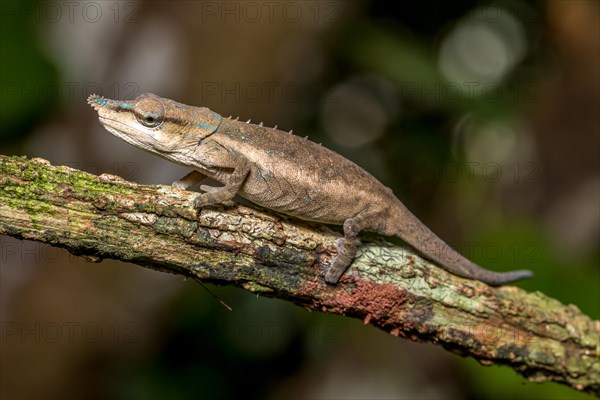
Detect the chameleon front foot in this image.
<box><xmin>192</xmin><ymin>193</ymin><xmax>236</xmax><ymax>208</ymax></box>
<box><xmin>193</xmin><ymin>193</ymin><xmax>222</xmax><ymax>208</ymax></box>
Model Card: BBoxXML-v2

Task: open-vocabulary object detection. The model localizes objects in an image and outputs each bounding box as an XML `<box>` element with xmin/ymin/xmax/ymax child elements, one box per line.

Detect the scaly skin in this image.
<box><xmin>88</xmin><ymin>93</ymin><xmax>533</xmax><ymax>285</ymax></box>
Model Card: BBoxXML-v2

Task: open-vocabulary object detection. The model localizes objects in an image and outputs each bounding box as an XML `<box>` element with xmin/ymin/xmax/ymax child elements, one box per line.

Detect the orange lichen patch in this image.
<box><xmin>299</xmin><ymin>276</ymin><xmax>408</xmax><ymax>327</ymax></box>
<box><xmin>335</xmin><ymin>280</ymin><xmax>406</xmax><ymax>317</ymax></box>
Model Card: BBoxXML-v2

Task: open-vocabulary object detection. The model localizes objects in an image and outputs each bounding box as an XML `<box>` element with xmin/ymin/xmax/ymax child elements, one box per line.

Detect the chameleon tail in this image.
<box><xmin>391</xmin><ymin>201</ymin><xmax>533</xmax><ymax>286</ymax></box>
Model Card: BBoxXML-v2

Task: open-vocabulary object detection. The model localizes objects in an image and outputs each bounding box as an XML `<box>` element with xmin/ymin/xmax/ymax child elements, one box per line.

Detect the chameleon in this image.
<box><xmin>88</xmin><ymin>92</ymin><xmax>533</xmax><ymax>286</ymax></box>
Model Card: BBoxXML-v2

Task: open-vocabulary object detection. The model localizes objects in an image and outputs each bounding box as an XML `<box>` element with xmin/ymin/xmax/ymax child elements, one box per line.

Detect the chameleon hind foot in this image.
<box><xmin>325</xmin><ymin>237</ymin><xmax>360</xmax><ymax>284</ymax></box>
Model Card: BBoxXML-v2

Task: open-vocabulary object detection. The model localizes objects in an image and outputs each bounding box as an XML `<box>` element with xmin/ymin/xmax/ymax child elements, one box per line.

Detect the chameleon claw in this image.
<box><xmin>274</xmin><ymin>125</ymin><xmax>278</xmax><ymax>129</ymax></box>
<box><xmin>172</xmin><ymin>180</ymin><xmax>188</xmax><ymax>190</ymax></box>
<box><xmin>235</xmin><ymin>116</ymin><xmax>239</xmax><ymax>121</ymax></box>
<box><xmin>193</xmin><ymin>195</ymin><xmax>204</xmax><ymax>208</ymax></box>
<box><xmin>289</xmin><ymin>130</ymin><xmax>293</xmax><ymax>134</ymax></box>
<box><xmin>246</xmin><ymin>119</ymin><xmax>251</xmax><ymax>124</ymax></box>
<box><xmin>199</xmin><ymin>184</ymin><xmax>220</xmax><ymax>193</ymax></box>
<box><xmin>259</xmin><ymin>122</ymin><xmax>263</xmax><ymax>127</ymax></box>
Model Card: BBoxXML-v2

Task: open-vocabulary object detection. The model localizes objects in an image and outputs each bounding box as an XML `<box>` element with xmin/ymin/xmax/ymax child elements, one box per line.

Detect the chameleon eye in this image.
<box><xmin>140</xmin><ymin>113</ymin><xmax>161</xmax><ymax>127</ymax></box>
<box><xmin>134</xmin><ymin>97</ymin><xmax>165</xmax><ymax>128</ymax></box>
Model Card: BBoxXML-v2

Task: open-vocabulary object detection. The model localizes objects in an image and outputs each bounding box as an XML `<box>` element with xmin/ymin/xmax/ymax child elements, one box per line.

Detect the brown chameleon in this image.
<box><xmin>88</xmin><ymin>93</ymin><xmax>533</xmax><ymax>285</ymax></box>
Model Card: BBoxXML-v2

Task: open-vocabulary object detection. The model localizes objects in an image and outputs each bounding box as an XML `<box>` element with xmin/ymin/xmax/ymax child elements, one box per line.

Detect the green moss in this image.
<box><xmin>1</xmin><ymin>156</ymin><xmax>135</xmax><ymax>206</ymax></box>
<box><xmin>150</xmin><ymin>217</ymin><xmax>199</xmax><ymax>240</ymax></box>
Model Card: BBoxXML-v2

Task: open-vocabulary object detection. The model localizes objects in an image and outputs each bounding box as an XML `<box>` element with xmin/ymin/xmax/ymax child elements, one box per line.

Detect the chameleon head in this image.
<box><xmin>88</xmin><ymin>93</ymin><xmax>222</xmax><ymax>160</ymax></box>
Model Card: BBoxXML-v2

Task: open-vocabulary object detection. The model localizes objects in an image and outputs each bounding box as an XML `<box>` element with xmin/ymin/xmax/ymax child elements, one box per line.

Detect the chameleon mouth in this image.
<box><xmin>95</xmin><ymin>112</ymin><xmax>174</xmax><ymax>154</ymax></box>
<box><xmin>97</xmin><ymin>116</ymin><xmax>137</xmax><ymax>139</ymax></box>
<box><xmin>97</xmin><ymin>115</ymin><xmax>125</xmax><ymax>129</ymax></box>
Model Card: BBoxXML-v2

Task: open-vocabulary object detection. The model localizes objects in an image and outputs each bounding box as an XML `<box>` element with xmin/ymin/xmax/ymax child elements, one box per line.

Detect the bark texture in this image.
<box><xmin>0</xmin><ymin>155</ymin><xmax>598</xmax><ymax>395</ymax></box>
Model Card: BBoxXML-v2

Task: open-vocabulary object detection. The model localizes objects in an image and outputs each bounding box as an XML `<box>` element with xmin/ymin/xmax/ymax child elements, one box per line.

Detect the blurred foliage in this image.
<box><xmin>110</xmin><ymin>287</ymin><xmax>308</xmax><ymax>400</ymax></box>
<box><xmin>0</xmin><ymin>0</ymin><xmax>58</xmax><ymax>147</ymax></box>
<box><xmin>475</xmin><ymin>223</ymin><xmax>599</xmax><ymax>320</ymax></box>
<box><xmin>463</xmin><ymin>355</ymin><xmax>594</xmax><ymax>400</ymax></box>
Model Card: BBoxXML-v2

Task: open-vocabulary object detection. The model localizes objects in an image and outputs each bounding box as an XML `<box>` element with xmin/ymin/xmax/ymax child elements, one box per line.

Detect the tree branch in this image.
<box><xmin>0</xmin><ymin>154</ymin><xmax>598</xmax><ymax>395</ymax></box>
